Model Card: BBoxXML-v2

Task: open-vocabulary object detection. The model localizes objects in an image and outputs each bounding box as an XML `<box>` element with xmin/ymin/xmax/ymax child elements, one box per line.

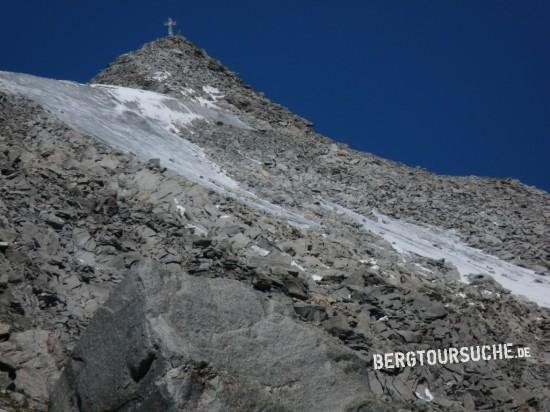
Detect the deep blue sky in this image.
<box><xmin>1</xmin><ymin>1</ymin><xmax>548</xmax><ymax>191</ymax></box>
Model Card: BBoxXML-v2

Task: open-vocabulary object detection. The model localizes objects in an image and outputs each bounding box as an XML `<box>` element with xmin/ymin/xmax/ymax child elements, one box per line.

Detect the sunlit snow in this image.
<box><xmin>0</xmin><ymin>71</ymin><xmax>312</xmax><ymax>228</ymax></box>
<box><xmin>150</xmin><ymin>71</ymin><xmax>171</xmax><ymax>82</ymax></box>
<box><xmin>202</xmin><ymin>85</ymin><xmax>223</xmax><ymax>100</ymax></box>
<box><xmin>415</xmin><ymin>387</ymin><xmax>434</xmax><ymax>402</ymax></box>
<box><xmin>323</xmin><ymin>201</ymin><xmax>550</xmax><ymax>308</ymax></box>
<box><xmin>2</xmin><ymin>71</ymin><xmax>547</xmax><ymax>305</ymax></box>
<box><xmin>250</xmin><ymin>245</ymin><xmax>270</xmax><ymax>257</ymax></box>
<box><xmin>291</xmin><ymin>260</ymin><xmax>306</xmax><ymax>272</ymax></box>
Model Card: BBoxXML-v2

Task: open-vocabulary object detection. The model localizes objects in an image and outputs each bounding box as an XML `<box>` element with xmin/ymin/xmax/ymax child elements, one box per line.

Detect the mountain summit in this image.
<box><xmin>91</xmin><ymin>35</ymin><xmax>313</xmax><ymax>131</ymax></box>
<box><xmin>92</xmin><ymin>36</ymin><xmax>549</xmax><ymax>275</ymax></box>
<box><xmin>0</xmin><ymin>36</ymin><xmax>548</xmax><ymax>411</ymax></box>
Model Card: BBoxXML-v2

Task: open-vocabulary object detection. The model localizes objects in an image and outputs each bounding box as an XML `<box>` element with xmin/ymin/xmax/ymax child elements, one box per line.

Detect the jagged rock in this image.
<box><xmin>0</xmin><ymin>324</ymin><xmax>10</xmax><ymax>341</ymax></box>
<box><xmin>322</xmin><ymin>314</ymin><xmax>353</xmax><ymax>338</ymax></box>
<box><xmin>41</xmin><ymin>213</ymin><xmax>65</xmax><ymax>230</ymax></box>
<box><xmin>396</xmin><ymin>330</ymin><xmax>420</xmax><ymax>344</ymax></box>
<box><xmin>279</xmin><ymin>275</ymin><xmax>307</xmax><ymax>300</ymax></box>
<box><xmin>293</xmin><ymin>303</ymin><xmax>327</xmax><ymax>323</ymax></box>
<box><xmin>192</xmin><ymin>237</ymin><xmax>213</xmax><ymax>248</ymax></box>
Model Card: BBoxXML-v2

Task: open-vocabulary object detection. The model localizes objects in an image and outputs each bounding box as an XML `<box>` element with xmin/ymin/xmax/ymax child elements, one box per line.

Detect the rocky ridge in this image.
<box><xmin>0</xmin><ymin>36</ymin><xmax>547</xmax><ymax>411</ymax></box>
<box><xmin>92</xmin><ymin>36</ymin><xmax>550</xmax><ymax>275</ymax></box>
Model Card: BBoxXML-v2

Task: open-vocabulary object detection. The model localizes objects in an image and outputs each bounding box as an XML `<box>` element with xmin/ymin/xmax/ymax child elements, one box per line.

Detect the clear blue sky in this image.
<box><xmin>1</xmin><ymin>1</ymin><xmax>548</xmax><ymax>191</ymax></box>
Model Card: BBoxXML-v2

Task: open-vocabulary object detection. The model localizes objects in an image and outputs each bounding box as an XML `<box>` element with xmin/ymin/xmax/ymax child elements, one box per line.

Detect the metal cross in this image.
<box><xmin>164</xmin><ymin>17</ymin><xmax>176</xmax><ymax>36</ymax></box>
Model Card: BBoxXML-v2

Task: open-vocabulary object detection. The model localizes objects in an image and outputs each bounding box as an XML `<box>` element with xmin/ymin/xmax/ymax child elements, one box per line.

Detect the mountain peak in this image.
<box><xmin>91</xmin><ymin>35</ymin><xmax>235</xmax><ymax>92</ymax></box>
<box><xmin>91</xmin><ymin>36</ymin><xmax>314</xmax><ymax>131</ymax></box>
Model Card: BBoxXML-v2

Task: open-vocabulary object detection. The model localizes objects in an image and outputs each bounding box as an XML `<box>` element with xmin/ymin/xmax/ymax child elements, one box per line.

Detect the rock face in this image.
<box><xmin>0</xmin><ymin>35</ymin><xmax>548</xmax><ymax>411</ymax></box>
<box><xmin>50</xmin><ymin>260</ymin><xmax>381</xmax><ymax>412</ymax></box>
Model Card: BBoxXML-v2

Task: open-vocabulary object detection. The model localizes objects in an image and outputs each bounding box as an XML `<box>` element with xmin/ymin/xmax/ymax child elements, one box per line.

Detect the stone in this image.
<box><xmin>229</xmin><ymin>233</ymin><xmax>250</xmax><ymax>249</ymax></box>
<box><xmin>293</xmin><ymin>303</ymin><xmax>327</xmax><ymax>323</ymax></box>
<box><xmin>463</xmin><ymin>392</ymin><xmax>475</xmax><ymax>410</ymax></box>
<box><xmin>192</xmin><ymin>238</ymin><xmax>212</xmax><ymax>248</ymax></box>
<box><xmin>0</xmin><ymin>370</ymin><xmax>13</xmax><ymax>391</ymax></box>
<box><xmin>4</xmin><ymin>329</ymin><xmax>63</xmax><ymax>404</ymax></box>
<box><xmin>0</xmin><ymin>323</ymin><xmax>11</xmax><ymax>339</ymax></box>
<box><xmin>146</xmin><ymin>158</ymin><xmax>161</xmax><ymax>170</ymax></box>
<box><xmin>368</xmin><ymin>371</ymin><xmax>384</xmax><ymax>396</ymax></box>
<box><xmin>281</xmin><ymin>275</ymin><xmax>308</xmax><ymax>300</ymax></box>
<box><xmin>219</xmin><ymin>224</ymin><xmax>244</xmax><ymax>236</ymax></box>
<box><xmin>42</xmin><ymin>213</ymin><xmax>65</xmax><ymax>230</ymax></box>
<box><xmin>322</xmin><ymin>314</ymin><xmax>353</xmax><ymax>338</ymax></box>
<box><xmin>342</xmin><ymin>270</ymin><xmax>365</xmax><ymax>288</ymax></box>
<box><xmin>491</xmin><ymin>386</ymin><xmax>514</xmax><ymax>404</ymax></box>
<box><xmin>83</xmin><ymin>299</ymin><xmax>99</xmax><ymax>317</ymax></box>
<box><xmin>396</xmin><ymin>330</ymin><xmax>420</xmax><ymax>343</ymax></box>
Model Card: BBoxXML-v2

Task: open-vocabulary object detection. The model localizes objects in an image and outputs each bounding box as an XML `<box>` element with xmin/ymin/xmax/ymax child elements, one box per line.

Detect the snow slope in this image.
<box><xmin>324</xmin><ymin>201</ymin><xmax>550</xmax><ymax>308</ymax></box>
<box><xmin>2</xmin><ymin>71</ymin><xmax>547</xmax><ymax>307</ymax></box>
<box><xmin>0</xmin><ymin>71</ymin><xmax>311</xmax><ymax>227</ymax></box>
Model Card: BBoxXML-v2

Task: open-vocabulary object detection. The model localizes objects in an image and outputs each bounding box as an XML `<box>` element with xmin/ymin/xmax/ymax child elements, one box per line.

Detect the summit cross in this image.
<box><xmin>164</xmin><ymin>17</ymin><xmax>176</xmax><ymax>36</ymax></box>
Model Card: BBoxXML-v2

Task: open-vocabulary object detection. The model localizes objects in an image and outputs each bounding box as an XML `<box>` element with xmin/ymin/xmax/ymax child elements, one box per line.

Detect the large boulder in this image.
<box><xmin>49</xmin><ymin>261</ymin><xmax>387</xmax><ymax>411</ymax></box>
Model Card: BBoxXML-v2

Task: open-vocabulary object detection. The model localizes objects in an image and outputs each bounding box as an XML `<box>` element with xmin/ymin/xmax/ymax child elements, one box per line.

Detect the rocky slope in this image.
<box><xmin>0</xmin><ymin>35</ymin><xmax>548</xmax><ymax>411</ymax></box>
<box><xmin>92</xmin><ymin>36</ymin><xmax>550</xmax><ymax>275</ymax></box>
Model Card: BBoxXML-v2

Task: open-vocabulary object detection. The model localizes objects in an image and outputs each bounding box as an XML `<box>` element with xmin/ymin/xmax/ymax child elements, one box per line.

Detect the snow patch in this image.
<box><xmin>323</xmin><ymin>201</ymin><xmax>550</xmax><ymax>308</ymax></box>
<box><xmin>291</xmin><ymin>260</ymin><xmax>306</xmax><ymax>272</ymax></box>
<box><xmin>360</xmin><ymin>258</ymin><xmax>379</xmax><ymax>270</ymax></box>
<box><xmin>202</xmin><ymin>85</ymin><xmax>223</xmax><ymax>100</ymax></box>
<box><xmin>151</xmin><ymin>71</ymin><xmax>171</xmax><ymax>82</ymax></box>
<box><xmin>173</xmin><ymin>198</ymin><xmax>186</xmax><ymax>218</ymax></box>
<box><xmin>99</xmin><ymin>85</ymin><xmax>203</xmax><ymax>133</ymax></box>
<box><xmin>180</xmin><ymin>87</ymin><xmax>196</xmax><ymax>97</ymax></box>
<box><xmin>0</xmin><ymin>72</ymin><xmax>313</xmax><ymax>228</ymax></box>
<box><xmin>414</xmin><ymin>263</ymin><xmax>434</xmax><ymax>274</ymax></box>
<box><xmin>415</xmin><ymin>387</ymin><xmax>434</xmax><ymax>402</ymax></box>
<box><xmin>191</xmin><ymin>86</ymin><xmax>224</xmax><ymax>109</ymax></box>
<box><xmin>250</xmin><ymin>245</ymin><xmax>270</xmax><ymax>257</ymax></box>
<box><xmin>195</xmin><ymin>96</ymin><xmax>218</xmax><ymax>109</ymax></box>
